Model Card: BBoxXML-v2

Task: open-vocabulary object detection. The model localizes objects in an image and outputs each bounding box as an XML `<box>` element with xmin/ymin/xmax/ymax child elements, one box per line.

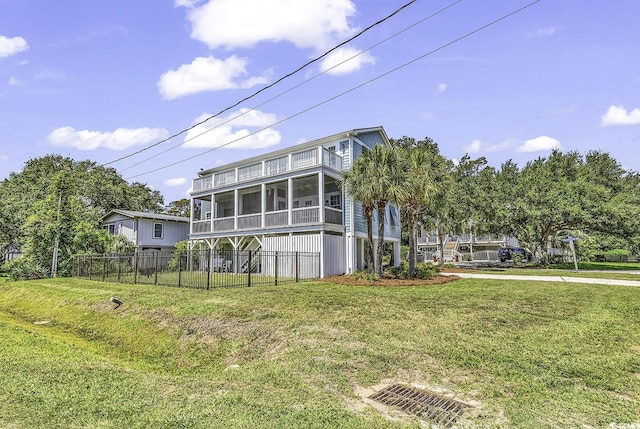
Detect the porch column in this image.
<box><xmin>211</xmin><ymin>193</ymin><xmax>215</xmax><ymax>232</ymax></box>
<box><xmin>288</xmin><ymin>178</ymin><xmax>293</xmax><ymax>225</ymax></box>
<box><xmin>318</xmin><ymin>172</ymin><xmax>324</xmax><ymax>223</ymax></box>
<box><xmin>393</xmin><ymin>241</ymin><xmax>401</xmax><ymax>267</ymax></box>
<box><xmin>261</xmin><ymin>183</ymin><xmax>266</xmax><ymax>228</ymax></box>
<box><xmin>234</xmin><ymin>189</ymin><xmax>238</xmax><ymax>230</ymax></box>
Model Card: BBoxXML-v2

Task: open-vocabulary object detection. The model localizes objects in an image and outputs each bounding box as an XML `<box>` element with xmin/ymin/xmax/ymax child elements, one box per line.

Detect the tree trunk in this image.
<box><xmin>407</xmin><ymin>209</ymin><xmax>418</xmax><ymax>278</ymax></box>
<box><xmin>376</xmin><ymin>202</ymin><xmax>387</xmax><ymax>276</ymax></box>
<box><xmin>365</xmin><ymin>206</ymin><xmax>375</xmax><ymax>273</ymax></box>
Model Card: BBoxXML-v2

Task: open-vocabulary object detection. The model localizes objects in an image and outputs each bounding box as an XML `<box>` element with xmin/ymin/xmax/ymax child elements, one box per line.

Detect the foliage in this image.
<box><xmin>490</xmin><ymin>150</ymin><xmax>640</xmax><ymax>265</ymax></box>
<box><xmin>0</xmin><ymin>154</ymin><xmax>163</xmax><ymax>247</ymax></box>
<box><xmin>392</xmin><ymin>137</ymin><xmax>449</xmax><ymax>278</ymax></box>
<box><xmin>387</xmin><ymin>261</ymin><xmax>439</xmax><ymax>279</ymax></box>
<box><xmin>164</xmin><ymin>198</ymin><xmax>191</xmax><ymax>218</ymax></box>
<box><xmin>3</xmin><ymin>258</ymin><xmax>49</xmax><ymax>280</ymax></box>
<box><xmin>167</xmin><ymin>240</ymin><xmax>201</xmax><ymax>271</ymax></box>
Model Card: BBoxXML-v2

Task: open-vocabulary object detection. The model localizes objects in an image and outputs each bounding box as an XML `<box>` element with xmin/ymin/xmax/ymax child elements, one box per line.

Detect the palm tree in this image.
<box><xmin>340</xmin><ymin>154</ymin><xmax>377</xmax><ymax>273</ymax></box>
<box><xmin>395</xmin><ymin>141</ymin><xmax>448</xmax><ymax>277</ymax></box>
<box><xmin>366</xmin><ymin>143</ymin><xmax>407</xmax><ymax>275</ymax></box>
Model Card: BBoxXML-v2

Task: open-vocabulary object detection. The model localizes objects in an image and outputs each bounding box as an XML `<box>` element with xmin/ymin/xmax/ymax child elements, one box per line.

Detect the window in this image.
<box><xmin>388</xmin><ymin>206</ymin><xmax>399</xmax><ymax>227</ymax></box>
<box><xmin>153</xmin><ymin>222</ymin><xmax>164</xmax><ymax>239</ymax></box>
<box><xmin>304</xmin><ymin>199</ymin><xmax>313</xmax><ymax>207</ymax></box>
<box><xmin>108</xmin><ymin>224</ymin><xmax>115</xmax><ymax>235</ymax></box>
<box><xmin>327</xmin><ymin>145</ymin><xmax>336</xmax><ymax>152</ymax></box>
<box><xmin>339</xmin><ymin>140</ymin><xmax>348</xmax><ymax>152</ymax></box>
<box><xmin>330</xmin><ymin>194</ymin><xmax>341</xmax><ymax>209</ymax></box>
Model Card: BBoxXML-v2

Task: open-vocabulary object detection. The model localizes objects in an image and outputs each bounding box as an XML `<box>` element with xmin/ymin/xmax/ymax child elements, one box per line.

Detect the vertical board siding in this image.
<box><xmin>263</xmin><ymin>234</ymin><xmax>321</xmax><ymax>279</ymax></box>
<box><xmin>323</xmin><ymin>233</ymin><xmax>345</xmax><ymax>276</ymax></box>
<box><xmin>137</xmin><ymin>218</ymin><xmax>190</xmax><ymax>248</ymax></box>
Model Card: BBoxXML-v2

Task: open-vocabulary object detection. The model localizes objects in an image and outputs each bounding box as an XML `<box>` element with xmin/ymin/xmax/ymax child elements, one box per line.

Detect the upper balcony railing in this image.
<box><xmin>192</xmin><ymin>146</ymin><xmax>343</xmax><ymax>193</ymax></box>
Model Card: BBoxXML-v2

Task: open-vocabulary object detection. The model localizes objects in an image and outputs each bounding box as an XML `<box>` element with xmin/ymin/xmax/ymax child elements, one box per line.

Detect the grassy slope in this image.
<box><xmin>1</xmin><ymin>277</ymin><xmax>639</xmax><ymax>428</ymax></box>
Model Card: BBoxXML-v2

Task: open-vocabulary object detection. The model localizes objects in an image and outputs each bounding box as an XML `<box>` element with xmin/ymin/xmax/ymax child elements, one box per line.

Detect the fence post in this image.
<box><xmin>134</xmin><ymin>252</ymin><xmax>138</xmax><ymax>284</ymax></box>
<box><xmin>206</xmin><ymin>248</ymin><xmax>211</xmax><ymax>290</ymax></box>
<box><xmin>154</xmin><ymin>252</ymin><xmax>159</xmax><ymax>285</ymax></box>
<box><xmin>89</xmin><ymin>257</ymin><xmax>93</xmax><ymax>280</ymax></box>
<box><xmin>102</xmin><ymin>256</ymin><xmax>106</xmax><ymax>282</ymax></box>
<box><xmin>295</xmin><ymin>251</ymin><xmax>299</xmax><ymax>283</ymax></box>
<box><xmin>247</xmin><ymin>251</ymin><xmax>252</xmax><ymax>287</ymax></box>
<box><xmin>274</xmin><ymin>251</ymin><xmax>278</xmax><ymax>286</ymax></box>
<box><xmin>178</xmin><ymin>251</ymin><xmax>182</xmax><ymax>288</ymax></box>
<box><xmin>117</xmin><ymin>254</ymin><xmax>122</xmax><ymax>282</ymax></box>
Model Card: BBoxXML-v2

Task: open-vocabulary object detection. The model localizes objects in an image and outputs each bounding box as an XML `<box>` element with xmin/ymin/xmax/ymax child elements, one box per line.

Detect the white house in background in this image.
<box><xmin>101</xmin><ymin>209</ymin><xmax>190</xmax><ymax>252</ymax></box>
<box><xmin>418</xmin><ymin>228</ymin><xmax>518</xmax><ymax>262</ymax></box>
<box><xmin>189</xmin><ymin>126</ymin><xmax>402</xmax><ymax>278</ymax></box>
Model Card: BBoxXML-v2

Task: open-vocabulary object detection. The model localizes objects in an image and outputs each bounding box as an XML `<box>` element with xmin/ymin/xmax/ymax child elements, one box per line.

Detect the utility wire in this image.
<box><xmin>103</xmin><ymin>0</ymin><xmax>420</xmax><ymax>167</ymax></box>
<box><xmin>125</xmin><ymin>0</ymin><xmax>541</xmax><ymax>180</ymax></box>
<box><xmin>119</xmin><ymin>0</ymin><xmax>464</xmax><ymax>173</ymax></box>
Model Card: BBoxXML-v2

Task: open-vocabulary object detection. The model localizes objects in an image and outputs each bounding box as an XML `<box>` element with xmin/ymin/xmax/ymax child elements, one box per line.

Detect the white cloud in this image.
<box><xmin>158</xmin><ymin>55</ymin><xmax>267</xmax><ymax>99</ymax></box>
<box><xmin>463</xmin><ymin>139</ymin><xmax>512</xmax><ymax>154</ymax></box>
<box><xmin>516</xmin><ymin>136</ymin><xmax>561</xmax><ymax>153</ymax></box>
<box><xmin>436</xmin><ymin>83</ymin><xmax>447</xmax><ymax>94</ymax></box>
<box><xmin>183</xmin><ymin>108</ymin><xmax>281</xmax><ymax>149</ymax></box>
<box><xmin>536</xmin><ymin>27</ymin><xmax>556</xmax><ymax>36</ymax></box>
<box><xmin>0</xmin><ymin>35</ymin><xmax>28</xmax><ymax>58</ymax></box>
<box><xmin>165</xmin><ymin>177</ymin><xmax>187</xmax><ymax>186</ymax></box>
<box><xmin>47</xmin><ymin>126</ymin><xmax>168</xmax><ymax>150</ymax></box>
<box><xmin>8</xmin><ymin>76</ymin><xmax>19</xmax><ymax>86</ymax></box>
<box><xmin>319</xmin><ymin>46</ymin><xmax>375</xmax><ymax>75</ymax></box>
<box><xmin>179</xmin><ymin>0</ymin><xmax>357</xmax><ymax>50</ymax></box>
<box><xmin>600</xmin><ymin>105</ymin><xmax>640</xmax><ymax>126</ymax></box>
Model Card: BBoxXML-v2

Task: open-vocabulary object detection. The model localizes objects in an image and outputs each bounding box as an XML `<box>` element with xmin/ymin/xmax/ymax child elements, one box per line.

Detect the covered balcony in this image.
<box><xmin>191</xmin><ymin>145</ymin><xmax>343</xmax><ymax>192</ymax></box>
<box><xmin>190</xmin><ymin>173</ymin><xmax>343</xmax><ymax>235</ymax></box>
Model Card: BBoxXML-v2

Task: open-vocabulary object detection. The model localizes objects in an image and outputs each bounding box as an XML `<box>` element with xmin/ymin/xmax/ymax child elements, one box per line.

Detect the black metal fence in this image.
<box><xmin>73</xmin><ymin>249</ymin><xmax>320</xmax><ymax>289</ymax></box>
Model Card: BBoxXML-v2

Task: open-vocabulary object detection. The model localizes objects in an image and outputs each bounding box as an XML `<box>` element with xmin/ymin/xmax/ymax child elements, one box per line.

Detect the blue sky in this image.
<box><xmin>1</xmin><ymin>0</ymin><xmax>639</xmax><ymax>204</ymax></box>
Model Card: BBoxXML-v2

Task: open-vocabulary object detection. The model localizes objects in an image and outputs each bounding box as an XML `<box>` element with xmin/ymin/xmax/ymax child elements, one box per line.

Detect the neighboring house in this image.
<box><xmin>418</xmin><ymin>228</ymin><xmax>518</xmax><ymax>262</ymax></box>
<box><xmin>101</xmin><ymin>209</ymin><xmax>190</xmax><ymax>252</ymax></box>
<box><xmin>189</xmin><ymin>126</ymin><xmax>402</xmax><ymax>278</ymax></box>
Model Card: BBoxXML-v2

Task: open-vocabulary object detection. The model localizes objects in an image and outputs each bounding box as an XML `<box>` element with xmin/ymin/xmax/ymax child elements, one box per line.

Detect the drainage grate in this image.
<box><xmin>368</xmin><ymin>384</ymin><xmax>471</xmax><ymax>428</ymax></box>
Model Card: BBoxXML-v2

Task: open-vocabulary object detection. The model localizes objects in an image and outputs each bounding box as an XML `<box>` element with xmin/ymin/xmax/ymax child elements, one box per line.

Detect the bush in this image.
<box><xmin>387</xmin><ymin>261</ymin><xmax>439</xmax><ymax>279</ymax></box>
<box><xmin>4</xmin><ymin>258</ymin><xmax>49</xmax><ymax>281</ymax></box>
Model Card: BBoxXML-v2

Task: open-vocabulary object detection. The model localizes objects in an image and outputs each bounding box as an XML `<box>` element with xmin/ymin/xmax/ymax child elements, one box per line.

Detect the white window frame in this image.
<box><xmin>153</xmin><ymin>222</ymin><xmax>164</xmax><ymax>239</ymax></box>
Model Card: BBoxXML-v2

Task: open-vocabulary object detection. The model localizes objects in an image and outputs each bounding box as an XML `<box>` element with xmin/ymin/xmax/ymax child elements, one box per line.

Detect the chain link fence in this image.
<box><xmin>73</xmin><ymin>249</ymin><xmax>320</xmax><ymax>289</ymax></box>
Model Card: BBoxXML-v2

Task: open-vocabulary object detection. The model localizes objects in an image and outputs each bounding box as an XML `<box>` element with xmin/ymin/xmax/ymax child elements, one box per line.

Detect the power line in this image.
<box><xmin>125</xmin><ymin>0</ymin><xmax>542</xmax><ymax>180</ymax></box>
<box><xmin>103</xmin><ymin>0</ymin><xmax>421</xmax><ymax>167</ymax></box>
<box><xmin>119</xmin><ymin>0</ymin><xmax>464</xmax><ymax>173</ymax></box>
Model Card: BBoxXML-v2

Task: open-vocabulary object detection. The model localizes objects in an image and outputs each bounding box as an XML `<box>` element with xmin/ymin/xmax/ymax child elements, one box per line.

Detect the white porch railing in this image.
<box><xmin>324</xmin><ymin>207</ymin><xmax>343</xmax><ymax>225</ymax></box>
<box><xmin>292</xmin><ymin>207</ymin><xmax>319</xmax><ymax>224</ymax></box>
<box><xmin>237</xmin><ymin>214</ymin><xmax>261</xmax><ymax>229</ymax></box>
<box><xmin>213</xmin><ymin>217</ymin><xmax>235</xmax><ymax>232</ymax></box>
<box><xmin>265</xmin><ymin>210</ymin><xmax>288</xmax><ymax>227</ymax></box>
<box><xmin>193</xmin><ymin>175</ymin><xmax>212</xmax><ymax>192</ymax></box>
<box><xmin>292</xmin><ymin>148</ymin><xmax>318</xmax><ymax>169</ymax></box>
<box><xmin>322</xmin><ymin>149</ymin><xmax>342</xmax><ymax>170</ymax></box>
<box><xmin>192</xmin><ymin>220</ymin><xmax>211</xmax><ymax>234</ymax></box>
<box><xmin>118</xmin><ymin>225</ymin><xmax>137</xmax><ymax>242</ymax></box>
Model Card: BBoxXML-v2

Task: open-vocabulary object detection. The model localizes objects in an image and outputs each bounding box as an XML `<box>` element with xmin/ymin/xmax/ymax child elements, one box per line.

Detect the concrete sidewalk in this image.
<box><xmin>441</xmin><ymin>272</ymin><xmax>640</xmax><ymax>287</ymax></box>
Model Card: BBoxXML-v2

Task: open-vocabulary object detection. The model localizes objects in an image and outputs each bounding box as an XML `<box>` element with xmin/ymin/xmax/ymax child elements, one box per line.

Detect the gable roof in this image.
<box><xmin>102</xmin><ymin>209</ymin><xmax>189</xmax><ymax>223</ymax></box>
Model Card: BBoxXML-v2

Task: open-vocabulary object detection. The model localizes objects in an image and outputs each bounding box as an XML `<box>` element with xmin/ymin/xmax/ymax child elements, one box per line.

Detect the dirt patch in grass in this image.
<box><xmin>324</xmin><ymin>274</ymin><xmax>460</xmax><ymax>287</ymax></box>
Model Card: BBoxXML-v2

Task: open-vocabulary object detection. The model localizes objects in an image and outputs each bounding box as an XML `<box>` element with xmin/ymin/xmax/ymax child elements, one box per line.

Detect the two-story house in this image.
<box><xmin>189</xmin><ymin>126</ymin><xmax>401</xmax><ymax>278</ymax></box>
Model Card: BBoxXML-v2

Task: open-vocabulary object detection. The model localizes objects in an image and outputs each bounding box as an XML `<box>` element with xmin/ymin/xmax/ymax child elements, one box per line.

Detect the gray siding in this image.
<box><xmin>355</xmin><ymin>131</ymin><xmax>384</xmax><ymax>148</ymax></box>
<box><xmin>137</xmin><ymin>218</ymin><xmax>189</xmax><ymax>248</ymax></box>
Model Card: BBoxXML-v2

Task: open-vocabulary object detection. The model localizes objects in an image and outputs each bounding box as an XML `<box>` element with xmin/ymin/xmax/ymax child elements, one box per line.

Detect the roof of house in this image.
<box><xmin>102</xmin><ymin>209</ymin><xmax>189</xmax><ymax>223</ymax></box>
<box><xmin>197</xmin><ymin>126</ymin><xmax>388</xmax><ymax>176</ymax></box>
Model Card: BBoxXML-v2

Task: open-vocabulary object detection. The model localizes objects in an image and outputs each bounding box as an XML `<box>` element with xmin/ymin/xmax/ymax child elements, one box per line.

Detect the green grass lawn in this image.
<box><xmin>1</xmin><ymin>277</ymin><xmax>639</xmax><ymax>428</ymax></box>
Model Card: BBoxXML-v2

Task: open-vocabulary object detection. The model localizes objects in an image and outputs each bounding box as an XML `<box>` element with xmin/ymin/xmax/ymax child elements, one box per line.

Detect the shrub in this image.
<box><xmin>4</xmin><ymin>258</ymin><xmax>49</xmax><ymax>281</ymax></box>
<box><xmin>387</xmin><ymin>261</ymin><xmax>439</xmax><ymax>280</ymax></box>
